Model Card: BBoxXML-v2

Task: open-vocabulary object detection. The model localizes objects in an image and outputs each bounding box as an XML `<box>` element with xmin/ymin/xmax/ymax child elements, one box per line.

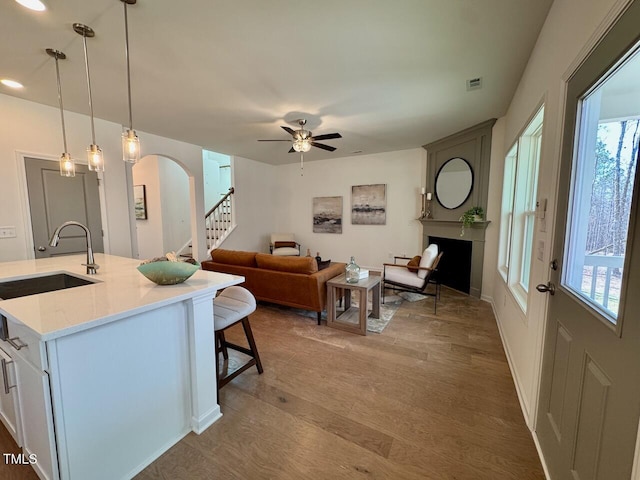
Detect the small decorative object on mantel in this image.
<box><xmin>137</xmin><ymin>252</ymin><xmax>200</xmax><ymax>285</ymax></box>
<box><xmin>459</xmin><ymin>206</ymin><xmax>484</xmax><ymax>237</ymax></box>
<box><xmin>345</xmin><ymin>256</ymin><xmax>361</xmax><ymax>283</ymax></box>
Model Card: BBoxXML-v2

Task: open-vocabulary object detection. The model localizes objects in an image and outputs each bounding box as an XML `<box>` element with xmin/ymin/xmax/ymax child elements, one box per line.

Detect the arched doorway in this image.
<box><xmin>132</xmin><ymin>154</ymin><xmax>191</xmax><ymax>260</ymax></box>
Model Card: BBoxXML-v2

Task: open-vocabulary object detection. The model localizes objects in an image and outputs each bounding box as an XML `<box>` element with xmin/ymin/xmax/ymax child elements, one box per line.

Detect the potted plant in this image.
<box><xmin>459</xmin><ymin>206</ymin><xmax>484</xmax><ymax>236</ymax></box>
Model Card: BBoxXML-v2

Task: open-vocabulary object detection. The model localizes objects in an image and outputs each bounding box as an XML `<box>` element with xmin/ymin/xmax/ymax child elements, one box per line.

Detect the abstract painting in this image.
<box><xmin>313</xmin><ymin>196</ymin><xmax>342</xmax><ymax>233</ymax></box>
<box><xmin>351</xmin><ymin>184</ymin><xmax>386</xmax><ymax>225</ymax></box>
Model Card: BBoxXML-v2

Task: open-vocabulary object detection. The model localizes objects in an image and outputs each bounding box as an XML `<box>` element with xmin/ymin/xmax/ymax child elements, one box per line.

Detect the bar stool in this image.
<box><xmin>213</xmin><ymin>286</ymin><xmax>263</xmax><ymax>393</ymax></box>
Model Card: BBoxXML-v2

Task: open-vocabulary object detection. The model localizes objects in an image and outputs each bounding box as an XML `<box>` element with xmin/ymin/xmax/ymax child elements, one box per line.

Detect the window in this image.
<box><xmin>498</xmin><ymin>106</ymin><xmax>544</xmax><ymax>312</ymax></box>
<box><xmin>563</xmin><ymin>45</ymin><xmax>640</xmax><ymax>324</ymax></box>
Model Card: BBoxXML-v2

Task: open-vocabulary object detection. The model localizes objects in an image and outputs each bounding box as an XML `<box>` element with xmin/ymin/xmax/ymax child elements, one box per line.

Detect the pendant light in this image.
<box><xmin>46</xmin><ymin>48</ymin><xmax>75</xmax><ymax>177</ymax></box>
<box><xmin>74</xmin><ymin>23</ymin><xmax>104</xmax><ymax>172</ymax></box>
<box><xmin>121</xmin><ymin>0</ymin><xmax>140</xmax><ymax>164</ymax></box>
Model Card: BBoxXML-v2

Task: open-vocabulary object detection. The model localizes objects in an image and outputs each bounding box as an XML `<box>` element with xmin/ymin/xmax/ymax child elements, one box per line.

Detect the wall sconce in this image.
<box><xmin>120</xmin><ymin>0</ymin><xmax>140</xmax><ymax>164</ymax></box>
<box><xmin>74</xmin><ymin>23</ymin><xmax>104</xmax><ymax>172</ymax></box>
<box><xmin>419</xmin><ymin>188</ymin><xmax>432</xmax><ymax>219</ymax></box>
<box><xmin>46</xmin><ymin>48</ymin><xmax>75</xmax><ymax>177</ymax></box>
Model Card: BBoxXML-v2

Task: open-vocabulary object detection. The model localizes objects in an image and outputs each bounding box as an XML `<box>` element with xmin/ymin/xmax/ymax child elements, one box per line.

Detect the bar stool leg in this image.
<box><xmin>218</xmin><ymin>330</ymin><xmax>229</xmax><ymax>360</ymax></box>
<box><xmin>241</xmin><ymin>317</ymin><xmax>263</xmax><ymax>374</ymax></box>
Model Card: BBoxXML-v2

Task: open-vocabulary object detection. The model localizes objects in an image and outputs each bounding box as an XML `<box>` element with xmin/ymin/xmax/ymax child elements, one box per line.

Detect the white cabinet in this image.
<box><xmin>13</xmin><ymin>351</ymin><xmax>58</xmax><ymax>480</ymax></box>
<box><xmin>0</xmin><ymin>345</ymin><xmax>21</xmax><ymax>445</ymax></box>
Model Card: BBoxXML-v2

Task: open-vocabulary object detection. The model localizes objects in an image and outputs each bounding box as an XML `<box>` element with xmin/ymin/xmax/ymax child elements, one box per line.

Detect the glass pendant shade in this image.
<box><xmin>60</xmin><ymin>153</ymin><xmax>75</xmax><ymax>177</ymax></box>
<box><xmin>293</xmin><ymin>138</ymin><xmax>311</xmax><ymax>152</ymax></box>
<box><xmin>74</xmin><ymin>23</ymin><xmax>104</xmax><ymax>172</ymax></box>
<box><xmin>47</xmin><ymin>48</ymin><xmax>74</xmax><ymax>178</ymax></box>
<box><xmin>121</xmin><ymin>0</ymin><xmax>140</xmax><ymax>164</ymax></box>
<box><xmin>122</xmin><ymin>129</ymin><xmax>140</xmax><ymax>163</ymax></box>
<box><xmin>87</xmin><ymin>144</ymin><xmax>104</xmax><ymax>171</ymax></box>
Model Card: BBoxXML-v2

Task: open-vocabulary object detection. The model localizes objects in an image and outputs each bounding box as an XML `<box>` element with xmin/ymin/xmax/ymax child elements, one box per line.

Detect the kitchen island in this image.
<box><xmin>0</xmin><ymin>254</ymin><xmax>243</xmax><ymax>480</ymax></box>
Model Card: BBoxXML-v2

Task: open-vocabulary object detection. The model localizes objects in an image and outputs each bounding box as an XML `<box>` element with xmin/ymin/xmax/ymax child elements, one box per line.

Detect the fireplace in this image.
<box><xmin>429</xmin><ymin>236</ymin><xmax>472</xmax><ymax>294</ymax></box>
<box><xmin>420</xmin><ymin>219</ymin><xmax>490</xmax><ymax>298</ymax></box>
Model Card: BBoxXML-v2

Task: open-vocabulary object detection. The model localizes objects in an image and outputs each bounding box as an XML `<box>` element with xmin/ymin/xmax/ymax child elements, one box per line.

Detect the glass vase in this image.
<box><xmin>345</xmin><ymin>256</ymin><xmax>360</xmax><ymax>283</ymax></box>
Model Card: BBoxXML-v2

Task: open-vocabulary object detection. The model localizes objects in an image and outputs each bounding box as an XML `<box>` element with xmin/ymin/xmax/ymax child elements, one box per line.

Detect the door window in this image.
<box><xmin>563</xmin><ymin>43</ymin><xmax>640</xmax><ymax>324</ymax></box>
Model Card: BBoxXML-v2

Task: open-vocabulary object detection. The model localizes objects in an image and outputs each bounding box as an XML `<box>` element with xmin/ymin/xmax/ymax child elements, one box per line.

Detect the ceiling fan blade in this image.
<box><xmin>312</xmin><ymin>133</ymin><xmax>342</xmax><ymax>141</ymax></box>
<box><xmin>257</xmin><ymin>139</ymin><xmax>292</xmax><ymax>142</ymax></box>
<box><xmin>281</xmin><ymin>126</ymin><xmax>296</xmax><ymax>136</ymax></box>
<box><xmin>288</xmin><ymin>147</ymin><xmax>295</xmax><ymax>153</ymax></box>
<box><xmin>311</xmin><ymin>142</ymin><xmax>337</xmax><ymax>152</ymax></box>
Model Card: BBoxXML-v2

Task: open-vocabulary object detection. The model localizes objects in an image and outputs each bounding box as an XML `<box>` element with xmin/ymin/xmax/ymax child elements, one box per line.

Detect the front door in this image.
<box><xmin>536</xmin><ymin>3</ymin><xmax>640</xmax><ymax>479</ymax></box>
<box><xmin>25</xmin><ymin>157</ymin><xmax>104</xmax><ymax>258</ymax></box>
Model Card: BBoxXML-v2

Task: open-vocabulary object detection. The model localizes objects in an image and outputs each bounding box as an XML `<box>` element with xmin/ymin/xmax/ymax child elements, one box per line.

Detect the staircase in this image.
<box><xmin>205</xmin><ymin>187</ymin><xmax>235</xmax><ymax>250</ymax></box>
<box><xmin>178</xmin><ymin>187</ymin><xmax>235</xmax><ymax>258</ymax></box>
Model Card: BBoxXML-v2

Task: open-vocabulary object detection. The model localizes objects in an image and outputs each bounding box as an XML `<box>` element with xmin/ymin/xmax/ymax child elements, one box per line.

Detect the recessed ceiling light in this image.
<box><xmin>1</xmin><ymin>79</ymin><xmax>24</xmax><ymax>89</ymax></box>
<box><xmin>15</xmin><ymin>0</ymin><xmax>46</xmax><ymax>11</ymax></box>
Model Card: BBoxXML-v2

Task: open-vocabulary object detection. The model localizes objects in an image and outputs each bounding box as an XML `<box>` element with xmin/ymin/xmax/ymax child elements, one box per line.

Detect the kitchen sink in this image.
<box><xmin>0</xmin><ymin>273</ymin><xmax>95</xmax><ymax>300</ymax></box>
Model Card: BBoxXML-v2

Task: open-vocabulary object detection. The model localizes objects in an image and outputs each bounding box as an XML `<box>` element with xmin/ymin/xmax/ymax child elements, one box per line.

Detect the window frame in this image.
<box><xmin>498</xmin><ymin>106</ymin><xmax>545</xmax><ymax>313</ymax></box>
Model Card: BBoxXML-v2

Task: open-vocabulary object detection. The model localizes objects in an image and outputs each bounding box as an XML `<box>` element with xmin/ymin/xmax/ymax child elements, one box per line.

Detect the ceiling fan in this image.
<box><xmin>258</xmin><ymin>119</ymin><xmax>342</xmax><ymax>153</ymax></box>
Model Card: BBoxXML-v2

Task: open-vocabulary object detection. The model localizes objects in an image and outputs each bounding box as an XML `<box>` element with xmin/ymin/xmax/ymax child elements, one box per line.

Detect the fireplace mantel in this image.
<box><xmin>420</xmin><ymin>219</ymin><xmax>490</xmax><ymax>298</ymax></box>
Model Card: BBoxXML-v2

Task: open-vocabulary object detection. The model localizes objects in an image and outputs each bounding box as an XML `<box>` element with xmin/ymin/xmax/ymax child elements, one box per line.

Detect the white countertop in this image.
<box><xmin>0</xmin><ymin>254</ymin><xmax>243</xmax><ymax>341</ymax></box>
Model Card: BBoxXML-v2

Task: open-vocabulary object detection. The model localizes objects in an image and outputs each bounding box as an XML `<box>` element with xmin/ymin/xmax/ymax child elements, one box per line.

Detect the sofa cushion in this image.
<box><xmin>255</xmin><ymin>253</ymin><xmax>318</xmax><ymax>274</ymax></box>
<box><xmin>417</xmin><ymin>244</ymin><xmax>438</xmax><ymax>279</ymax></box>
<box><xmin>211</xmin><ymin>249</ymin><xmax>258</xmax><ymax>267</ymax></box>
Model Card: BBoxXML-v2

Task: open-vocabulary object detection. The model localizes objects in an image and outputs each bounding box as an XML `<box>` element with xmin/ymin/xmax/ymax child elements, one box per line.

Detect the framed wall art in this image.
<box><xmin>313</xmin><ymin>196</ymin><xmax>342</xmax><ymax>233</ymax></box>
<box><xmin>134</xmin><ymin>185</ymin><xmax>148</xmax><ymax>220</ymax></box>
<box><xmin>351</xmin><ymin>184</ymin><xmax>386</xmax><ymax>225</ymax></box>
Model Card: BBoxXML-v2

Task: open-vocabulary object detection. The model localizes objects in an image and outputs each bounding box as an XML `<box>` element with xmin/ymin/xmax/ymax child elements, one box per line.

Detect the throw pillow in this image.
<box><xmin>317</xmin><ymin>259</ymin><xmax>331</xmax><ymax>270</ymax></box>
<box><xmin>274</xmin><ymin>241</ymin><xmax>296</xmax><ymax>248</ymax></box>
<box><xmin>406</xmin><ymin>255</ymin><xmax>421</xmax><ymax>272</ymax></box>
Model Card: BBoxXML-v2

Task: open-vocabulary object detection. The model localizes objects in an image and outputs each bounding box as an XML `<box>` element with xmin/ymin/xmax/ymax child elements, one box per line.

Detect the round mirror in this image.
<box><xmin>435</xmin><ymin>157</ymin><xmax>473</xmax><ymax>209</ymax></box>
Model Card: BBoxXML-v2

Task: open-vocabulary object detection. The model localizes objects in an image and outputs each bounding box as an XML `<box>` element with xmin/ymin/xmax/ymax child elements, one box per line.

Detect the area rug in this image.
<box><xmin>397</xmin><ymin>291</ymin><xmax>429</xmax><ymax>302</ymax></box>
<box><xmin>287</xmin><ymin>293</ymin><xmax>402</xmax><ymax>334</ymax></box>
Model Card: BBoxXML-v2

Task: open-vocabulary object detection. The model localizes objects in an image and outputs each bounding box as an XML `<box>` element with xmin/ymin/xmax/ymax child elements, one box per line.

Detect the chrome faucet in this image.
<box><xmin>49</xmin><ymin>221</ymin><xmax>99</xmax><ymax>274</ymax></box>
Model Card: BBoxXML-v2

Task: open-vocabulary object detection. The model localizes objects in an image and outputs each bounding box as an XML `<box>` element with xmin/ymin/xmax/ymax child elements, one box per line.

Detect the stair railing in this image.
<box><xmin>205</xmin><ymin>187</ymin><xmax>235</xmax><ymax>250</ymax></box>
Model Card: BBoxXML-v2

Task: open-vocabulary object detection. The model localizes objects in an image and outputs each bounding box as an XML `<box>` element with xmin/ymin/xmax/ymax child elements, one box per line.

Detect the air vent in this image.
<box><xmin>466</xmin><ymin>77</ymin><xmax>482</xmax><ymax>91</ymax></box>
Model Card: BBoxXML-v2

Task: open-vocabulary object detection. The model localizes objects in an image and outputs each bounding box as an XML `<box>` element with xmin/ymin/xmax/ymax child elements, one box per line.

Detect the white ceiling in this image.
<box><xmin>0</xmin><ymin>0</ymin><xmax>553</xmax><ymax>165</ymax></box>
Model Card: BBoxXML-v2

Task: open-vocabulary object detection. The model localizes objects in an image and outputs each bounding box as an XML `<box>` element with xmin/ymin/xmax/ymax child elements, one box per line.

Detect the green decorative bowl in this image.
<box><xmin>137</xmin><ymin>261</ymin><xmax>200</xmax><ymax>285</ymax></box>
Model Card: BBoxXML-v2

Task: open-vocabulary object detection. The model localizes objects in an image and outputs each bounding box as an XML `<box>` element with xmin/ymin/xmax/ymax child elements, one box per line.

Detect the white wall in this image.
<box><xmin>0</xmin><ymin>94</ymin><xmax>132</xmax><ymax>262</ymax></box>
<box><xmin>272</xmin><ymin>149</ymin><xmax>427</xmax><ymax>270</ymax></box>
<box><xmin>485</xmin><ymin>0</ymin><xmax>625</xmax><ymax>427</ymax></box>
<box><xmin>0</xmin><ymin>93</ymin><xmax>210</xmax><ymax>263</ymax></box>
<box><xmin>203</xmin><ymin>150</ymin><xmax>231</xmax><ymax>211</ymax></box>
<box><xmin>158</xmin><ymin>157</ymin><xmax>191</xmax><ymax>253</ymax></box>
<box><xmin>220</xmin><ymin>156</ymin><xmax>279</xmax><ymax>253</ymax></box>
<box><xmin>132</xmin><ymin>156</ymin><xmax>164</xmax><ymax>259</ymax></box>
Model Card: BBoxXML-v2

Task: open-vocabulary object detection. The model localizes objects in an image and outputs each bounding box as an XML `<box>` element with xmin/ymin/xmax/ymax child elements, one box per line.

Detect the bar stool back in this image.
<box><xmin>213</xmin><ymin>286</ymin><xmax>263</xmax><ymax>393</ymax></box>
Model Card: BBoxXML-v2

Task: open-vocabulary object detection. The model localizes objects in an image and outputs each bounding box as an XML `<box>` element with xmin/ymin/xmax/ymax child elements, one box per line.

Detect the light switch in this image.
<box><xmin>0</xmin><ymin>226</ymin><xmax>16</xmax><ymax>239</ymax></box>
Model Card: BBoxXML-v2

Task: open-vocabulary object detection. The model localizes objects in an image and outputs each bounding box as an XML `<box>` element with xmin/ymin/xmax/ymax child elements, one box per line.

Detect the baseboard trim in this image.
<box><xmin>532</xmin><ymin>430</ymin><xmax>552</xmax><ymax>480</ymax></box>
<box><xmin>191</xmin><ymin>404</ymin><xmax>223</xmax><ymax>434</ymax></box>
<box><xmin>488</xmin><ymin>297</ymin><xmax>551</xmax><ymax>477</ymax></box>
<box><xmin>124</xmin><ymin>427</ymin><xmax>190</xmax><ymax>480</ymax></box>
<box><xmin>488</xmin><ymin>297</ymin><xmax>532</xmax><ymax>425</ymax></box>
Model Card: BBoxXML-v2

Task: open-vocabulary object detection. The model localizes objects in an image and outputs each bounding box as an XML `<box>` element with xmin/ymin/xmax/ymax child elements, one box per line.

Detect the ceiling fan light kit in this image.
<box><xmin>258</xmin><ymin>118</ymin><xmax>342</xmax><ymax>173</ymax></box>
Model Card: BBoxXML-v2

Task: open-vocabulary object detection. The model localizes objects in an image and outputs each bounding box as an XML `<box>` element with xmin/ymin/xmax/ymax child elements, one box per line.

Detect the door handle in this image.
<box><xmin>536</xmin><ymin>282</ymin><xmax>556</xmax><ymax>295</ymax></box>
<box><xmin>1</xmin><ymin>358</ymin><xmax>15</xmax><ymax>394</ymax></box>
<box><xmin>37</xmin><ymin>246</ymin><xmax>46</xmax><ymax>252</ymax></box>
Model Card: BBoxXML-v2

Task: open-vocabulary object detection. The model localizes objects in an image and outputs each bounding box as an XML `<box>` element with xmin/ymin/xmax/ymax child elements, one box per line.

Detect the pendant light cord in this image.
<box><xmin>53</xmin><ymin>56</ymin><xmax>68</xmax><ymax>153</ymax></box>
<box><xmin>124</xmin><ymin>1</ymin><xmax>133</xmax><ymax>130</ymax></box>
<box><xmin>81</xmin><ymin>33</ymin><xmax>97</xmax><ymax>144</ymax></box>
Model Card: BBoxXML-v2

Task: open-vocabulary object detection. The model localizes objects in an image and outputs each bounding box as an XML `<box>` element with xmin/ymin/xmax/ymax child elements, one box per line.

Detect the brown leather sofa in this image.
<box><xmin>202</xmin><ymin>249</ymin><xmax>345</xmax><ymax>324</ymax></box>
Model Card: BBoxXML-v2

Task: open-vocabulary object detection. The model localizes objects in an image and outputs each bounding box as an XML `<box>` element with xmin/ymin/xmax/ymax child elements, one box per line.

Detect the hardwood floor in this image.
<box><xmin>137</xmin><ymin>288</ymin><xmax>544</xmax><ymax>479</ymax></box>
<box><xmin>0</xmin><ymin>288</ymin><xmax>544</xmax><ymax>479</ymax></box>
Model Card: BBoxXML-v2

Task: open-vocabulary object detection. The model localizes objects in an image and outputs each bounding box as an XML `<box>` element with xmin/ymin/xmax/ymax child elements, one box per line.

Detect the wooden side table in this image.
<box><xmin>326</xmin><ymin>273</ymin><xmax>381</xmax><ymax>335</ymax></box>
